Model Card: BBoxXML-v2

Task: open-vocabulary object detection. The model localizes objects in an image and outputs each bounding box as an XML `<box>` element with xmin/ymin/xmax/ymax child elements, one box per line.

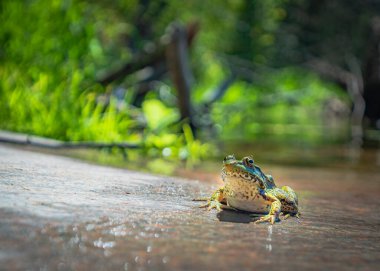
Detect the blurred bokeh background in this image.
<box><xmin>1</xmin><ymin>0</ymin><xmax>380</xmax><ymax>174</ymax></box>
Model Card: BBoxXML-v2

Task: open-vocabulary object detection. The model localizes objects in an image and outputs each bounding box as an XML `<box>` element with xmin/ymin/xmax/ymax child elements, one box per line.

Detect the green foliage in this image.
<box><xmin>211</xmin><ymin>68</ymin><xmax>349</xmax><ymax>144</ymax></box>
<box><xmin>141</xmin><ymin>99</ymin><xmax>213</xmax><ymax>164</ymax></box>
<box><xmin>0</xmin><ymin>0</ymin><xmax>210</xmax><ymax>164</ymax></box>
<box><xmin>0</xmin><ymin>66</ymin><xmax>133</xmax><ymax>142</ymax></box>
<box><xmin>0</xmin><ymin>0</ymin><xmax>353</xmax><ymax>170</ymax></box>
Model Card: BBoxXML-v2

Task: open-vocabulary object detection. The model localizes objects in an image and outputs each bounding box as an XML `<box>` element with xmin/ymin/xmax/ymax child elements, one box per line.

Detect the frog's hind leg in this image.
<box><xmin>279</xmin><ymin>186</ymin><xmax>300</xmax><ymax>219</ymax></box>
<box><xmin>198</xmin><ymin>187</ymin><xmax>226</xmax><ymax>211</ymax></box>
<box><xmin>281</xmin><ymin>186</ymin><xmax>298</xmax><ymax>205</ymax></box>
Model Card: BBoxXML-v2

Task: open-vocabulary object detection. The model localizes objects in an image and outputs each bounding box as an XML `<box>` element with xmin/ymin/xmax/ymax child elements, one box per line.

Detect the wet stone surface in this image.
<box><xmin>1</xmin><ymin>144</ymin><xmax>380</xmax><ymax>270</ymax></box>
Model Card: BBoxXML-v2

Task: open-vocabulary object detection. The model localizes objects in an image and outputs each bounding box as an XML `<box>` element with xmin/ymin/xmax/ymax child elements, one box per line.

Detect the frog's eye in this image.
<box><xmin>244</xmin><ymin>157</ymin><xmax>254</xmax><ymax>167</ymax></box>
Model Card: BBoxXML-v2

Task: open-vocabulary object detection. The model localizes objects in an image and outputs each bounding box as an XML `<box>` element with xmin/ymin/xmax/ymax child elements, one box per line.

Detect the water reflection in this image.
<box><xmin>266</xmin><ymin>225</ymin><xmax>273</xmax><ymax>252</ymax></box>
<box><xmin>93</xmin><ymin>238</ymin><xmax>116</xmax><ymax>249</ymax></box>
<box><xmin>221</xmin><ymin>141</ymin><xmax>380</xmax><ymax>172</ymax></box>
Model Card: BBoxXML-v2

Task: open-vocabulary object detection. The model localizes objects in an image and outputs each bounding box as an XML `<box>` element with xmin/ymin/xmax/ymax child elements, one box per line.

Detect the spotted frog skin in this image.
<box><xmin>201</xmin><ymin>155</ymin><xmax>299</xmax><ymax>224</ymax></box>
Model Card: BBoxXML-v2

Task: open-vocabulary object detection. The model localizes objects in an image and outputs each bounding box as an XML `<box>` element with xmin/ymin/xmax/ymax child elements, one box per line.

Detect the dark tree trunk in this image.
<box><xmin>165</xmin><ymin>23</ymin><xmax>195</xmax><ymax>132</ymax></box>
<box><xmin>363</xmin><ymin>17</ymin><xmax>380</xmax><ymax>126</ymax></box>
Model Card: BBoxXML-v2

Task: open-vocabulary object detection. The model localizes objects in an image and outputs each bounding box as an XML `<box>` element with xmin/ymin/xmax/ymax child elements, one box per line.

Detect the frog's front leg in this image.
<box><xmin>198</xmin><ymin>187</ymin><xmax>226</xmax><ymax>211</ymax></box>
<box><xmin>254</xmin><ymin>191</ymin><xmax>281</xmax><ymax>225</ymax></box>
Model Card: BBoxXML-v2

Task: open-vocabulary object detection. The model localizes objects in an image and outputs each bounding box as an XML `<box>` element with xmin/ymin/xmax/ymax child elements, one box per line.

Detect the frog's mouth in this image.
<box><xmin>222</xmin><ymin>165</ymin><xmax>260</xmax><ymax>183</ymax></box>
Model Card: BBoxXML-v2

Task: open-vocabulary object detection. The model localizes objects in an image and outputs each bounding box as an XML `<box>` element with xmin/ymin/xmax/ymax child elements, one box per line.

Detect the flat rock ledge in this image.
<box><xmin>0</xmin><ymin>144</ymin><xmax>379</xmax><ymax>270</ymax></box>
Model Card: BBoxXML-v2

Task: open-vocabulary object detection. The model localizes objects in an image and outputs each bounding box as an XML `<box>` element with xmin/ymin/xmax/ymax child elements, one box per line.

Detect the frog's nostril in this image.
<box><xmin>224</xmin><ymin>154</ymin><xmax>236</xmax><ymax>161</ymax></box>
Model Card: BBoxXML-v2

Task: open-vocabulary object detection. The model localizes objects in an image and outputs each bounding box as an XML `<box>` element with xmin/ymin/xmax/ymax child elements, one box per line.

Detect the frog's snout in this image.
<box><xmin>223</xmin><ymin>154</ymin><xmax>236</xmax><ymax>164</ymax></box>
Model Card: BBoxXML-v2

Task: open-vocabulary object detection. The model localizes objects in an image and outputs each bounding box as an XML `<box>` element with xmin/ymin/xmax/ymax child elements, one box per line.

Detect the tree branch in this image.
<box><xmin>0</xmin><ymin>131</ymin><xmax>139</xmax><ymax>150</ymax></box>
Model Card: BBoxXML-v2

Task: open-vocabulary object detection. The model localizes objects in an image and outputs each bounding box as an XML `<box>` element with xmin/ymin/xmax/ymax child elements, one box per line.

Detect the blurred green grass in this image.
<box><xmin>0</xmin><ymin>0</ymin><xmax>352</xmax><ymax>169</ymax></box>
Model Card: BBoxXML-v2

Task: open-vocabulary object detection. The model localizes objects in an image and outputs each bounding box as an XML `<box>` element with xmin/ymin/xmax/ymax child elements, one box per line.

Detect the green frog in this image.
<box><xmin>200</xmin><ymin>155</ymin><xmax>300</xmax><ymax>224</ymax></box>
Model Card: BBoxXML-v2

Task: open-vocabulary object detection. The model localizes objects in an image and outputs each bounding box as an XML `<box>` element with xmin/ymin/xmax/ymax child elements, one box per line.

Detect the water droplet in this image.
<box><xmin>86</xmin><ymin>224</ymin><xmax>95</xmax><ymax>231</ymax></box>
<box><xmin>146</xmin><ymin>245</ymin><xmax>152</xmax><ymax>253</ymax></box>
<box><xmin>266</xmin><ymin>244</ymin><xmax>272</xmax><ymax>252</ymax></box>
<box><xmin>93</xmin><ymin>238</ymin><xmax>115</xmax><ymax>249</ymax></box>
<box><xmin>103</xmin><ymin>241</ymin><xmax>115</xmax><ymax>249</ymax></box>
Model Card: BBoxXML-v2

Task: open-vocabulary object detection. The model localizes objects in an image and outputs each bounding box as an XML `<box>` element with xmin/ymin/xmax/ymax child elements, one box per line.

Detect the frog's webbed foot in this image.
<box><xmin>254</xmin><ymin>214</ymin><xmax>280</xmax><ymax>225</ymax></box>
<box><xmin>199</xmin><ymin>200</ymin><xmax>224</xmax><ymax>211</ymax></box>
<box><xmin>197</xmin><ymin>187</ymin><xmax>226</xmax><ymax>212</ymax></box>
<box><xmin>280</xmin><ymin>212</ymin><xmax>301</xmax><ymax>221</ymax></box>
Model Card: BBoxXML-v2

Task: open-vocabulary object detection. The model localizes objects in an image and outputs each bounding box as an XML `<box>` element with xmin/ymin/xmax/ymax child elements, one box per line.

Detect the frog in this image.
<box><xmin>199</xmin><ymin>155</ymin><xmax>300</xmax><ymax>224</ymax></box>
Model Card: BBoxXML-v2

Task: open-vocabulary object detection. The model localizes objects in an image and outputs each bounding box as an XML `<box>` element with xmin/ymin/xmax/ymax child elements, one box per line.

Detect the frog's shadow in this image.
<box><xmin>216</xmin><ymin>209</ymin><xmax>261</xmax><ymax>224</ymax></box>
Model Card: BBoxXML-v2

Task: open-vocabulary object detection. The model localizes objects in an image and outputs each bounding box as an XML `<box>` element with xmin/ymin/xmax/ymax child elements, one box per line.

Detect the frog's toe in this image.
<box><xmin>198</xmin><ymin>202</ymin><xmax>210</xmax><ymax>208</ymax></box>
<box><xmin>254</xmin><ymin>214</ymin><xmax>279</xmax><ymax>224</ymax></box>
<box><xmin>199</xmin><ymin>200</ymin><xmax>223</xmax><ymax>211</ymax></box>
<box><xmin>192</xmin><ymin>197</ymin><xmax>209</xmax><ymax>202</ymax></box>
<box><xmin>279</xmin><ymin>212</ymin><xmax>301</xmax><ymax>222</ymax></box>
<box><xmin>281</xmin><ymin>211</ymin><xmax>301</xmax><ymax>218</ymax></box>
<box><xmin>208</xmin><ymin>201</ymin><xmax>223</xmax><ymax>211</ymax></box>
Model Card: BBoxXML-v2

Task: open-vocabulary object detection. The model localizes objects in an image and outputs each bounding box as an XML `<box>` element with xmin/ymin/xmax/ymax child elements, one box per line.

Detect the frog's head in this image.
<box><xmin>222</xmin><ymin>155</ymin><xmax>276</xmax><ymax>189</ymax></box>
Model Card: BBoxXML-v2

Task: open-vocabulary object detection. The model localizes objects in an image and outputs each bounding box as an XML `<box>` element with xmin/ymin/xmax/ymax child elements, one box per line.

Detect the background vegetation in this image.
<box><xmin>1</xmin><ymin>0</ymin><xmax>379</xmax><ymax>170</ymax></box>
